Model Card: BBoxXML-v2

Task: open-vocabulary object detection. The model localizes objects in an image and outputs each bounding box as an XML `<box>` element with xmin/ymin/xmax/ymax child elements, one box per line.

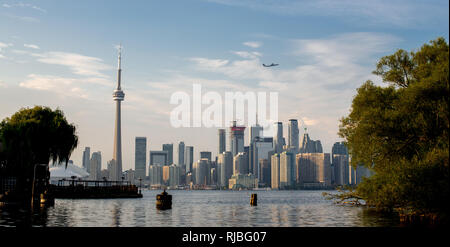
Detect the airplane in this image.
<box><xmin>263</xmin><ymin>63</ymin><xmax>279</xmax><ymax>67</ymax></box>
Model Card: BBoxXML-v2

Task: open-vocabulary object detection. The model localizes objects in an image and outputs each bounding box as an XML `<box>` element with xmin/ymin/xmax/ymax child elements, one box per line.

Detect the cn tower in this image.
<box><xmin>112</xmin><ymin>45</ymin><xmax>125</xmax><ymax>181</ymax></box>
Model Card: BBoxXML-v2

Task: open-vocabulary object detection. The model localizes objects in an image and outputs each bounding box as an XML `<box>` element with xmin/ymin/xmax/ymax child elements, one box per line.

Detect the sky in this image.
<box><xmin>0</xmin><ymin>0</ymin><xmax>448</xmax><ymax>171</ymax></box>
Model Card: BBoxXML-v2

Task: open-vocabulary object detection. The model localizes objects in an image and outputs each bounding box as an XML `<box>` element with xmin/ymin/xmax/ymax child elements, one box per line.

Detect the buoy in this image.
<box><xmin>156</xmin><ymin>189</ymin><xmax>172</xmax><ymax>210</ymax></box>
<box><xmin>250</xmin><ymin>193</ymin><xmax>257</xmax><ymax>206</ymax></box>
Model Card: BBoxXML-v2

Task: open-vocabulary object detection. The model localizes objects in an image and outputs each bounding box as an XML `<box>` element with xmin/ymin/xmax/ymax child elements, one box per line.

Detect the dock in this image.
<box><xmin>48</xmin><ymin>179</ymin><xmax>143</xmax><ymax>199</ymax></box>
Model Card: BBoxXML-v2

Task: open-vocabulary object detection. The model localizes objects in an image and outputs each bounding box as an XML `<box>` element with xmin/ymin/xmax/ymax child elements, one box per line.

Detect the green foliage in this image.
<box><xmin>338</xmin><ymin>37</ymin><xmax>449</xmax><ymax>216</ymax></box>
<box><xmin>0</xmin><ymin>106</ymin><xmax>78</xmax><ymax>177</ymax></box>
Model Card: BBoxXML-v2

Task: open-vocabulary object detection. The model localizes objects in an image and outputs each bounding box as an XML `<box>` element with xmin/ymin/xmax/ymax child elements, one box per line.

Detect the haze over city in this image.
<box><xmin>0</xmin><ymin>0</ymin><xmax>448</xmax><ymax>171</ymax></box>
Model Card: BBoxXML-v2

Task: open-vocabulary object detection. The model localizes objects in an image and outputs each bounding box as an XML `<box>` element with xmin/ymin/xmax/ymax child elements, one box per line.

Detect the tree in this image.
<box><xmin>0</xmin><ymin>106</ymin><xmax>78</xmax><ymax>202</ymax></box>
<box><xmin>337</xmin><ymin>38</ymin><xmax>449</xmax><ymax>221</ymax></box>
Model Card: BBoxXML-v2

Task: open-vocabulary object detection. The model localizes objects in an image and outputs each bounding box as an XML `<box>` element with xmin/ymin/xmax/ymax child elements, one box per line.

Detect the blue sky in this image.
<box><xmin>0</xmin><ymin>0</ymin><xmax>448</xmax><ymax>171</ymax></box>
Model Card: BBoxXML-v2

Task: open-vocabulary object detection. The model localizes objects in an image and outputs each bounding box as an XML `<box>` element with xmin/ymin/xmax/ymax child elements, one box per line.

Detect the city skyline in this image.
<box><xmin>0</xmin><ymin>0</ymin><xmax>448</xmax><ymax>171</ymax></box>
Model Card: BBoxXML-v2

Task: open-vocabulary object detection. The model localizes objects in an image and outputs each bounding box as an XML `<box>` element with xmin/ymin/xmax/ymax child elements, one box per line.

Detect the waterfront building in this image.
<box><xmin>162</xmin><ymin>165</ymin><xmax>170</xmax><ymax>185</ymax></box>
<box><xmin>169</xmin><ymin>164</ymin><xmax>181</xmax><ymax>188</ymax></box>
<box><xmin>149</xmin><ymin>165</ymin><xmax>163</xmax><ymax>185</ymax></box>
<box><xmin>228</xmin><ymin>174</ymin><xmax>258</xmax><ymax>190</ymax></box>
<box><xmin>280</xmin><ymin>151</ymin><xmax>295</xmax><ymax>189</ymax></box>
<box><xmin>296</xmin><ymin>153</ymin><xmax>331</xmax><ymax>188</ymax></box>
<box><xmin>193</xmin><ymin>158</ymin><xmax>211</xmax><ymax>185</ymax></box>
<box><xmin>123</xmin><ymin>169</ymin><xmax>135</xmax><ymax>183</ymax></box>
<box><xmin>135</xmin><ymin>137</ymin><xmax>147</xmax><ymax>180</ymax></box>
<box><xmin>162</xmin><ymin>143</ymin><xmax>173</xmax><ymax>165</ymax></box>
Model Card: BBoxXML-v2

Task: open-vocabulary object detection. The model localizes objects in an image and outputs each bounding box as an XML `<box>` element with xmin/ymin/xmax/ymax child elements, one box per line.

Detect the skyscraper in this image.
<box><xmin>218</xmin><ymin>129</ymin><xmax>226</xmax><ymax>153</ymax></box>
<box><xmin>163</xmin><ymin>143</ymin><xmax>173</xmax><ymax>165</ymax></box>
<box><xmin>271</xmin><ymin>153</ymin><xmax>280</xmax><ymax>189</ymax></box>
<box><xmin>112</xmin><ymin>46</ymin><xmax>125</xmax><ymax>181</ymax></box>
<box><xmin>229</xmin><ymin>121</ymin><xmax>245</xmax><ymax>156</ymax></box>
<box><xmin>89</xmin><ymin>151</ymin><xmax>102</xmax><ymax>180</ymax></box>
<box><xmin>279</xmin><ymin>151</ymin><xmax>295</xmax><ymax>189</ymax></box>
<box><xmin>233</xmin><ymin>152</ymin><xmax>248</xmax><ymax>175</ymax></box>
<box><xmin>149</xmin><ymin>151</ymin><xmax>168</xmax><ymax>166</ymax></box>
<box><xmin>82</xmin><ymin>147</ymin><xmax>91</xmax><ymax>172</ymax></box>
<box><xmin>185</xmin><ymin>146</ymin><xmax>194</xmax><ymax>173</ymax></box>
<box><xmin>299</xmin><ymin>133</ymin><xmax>323</xmax><ymax>153</ymax></box>
<box><xmin>178</xmin><ymin>141</ymin><xmax>185</xmax><ymax>167</ymax></box>
<box><xmin>194</xmin><ymin>158</ymin><xmax>211</xmax><ymax>186</ymax></box>
<box><xmin>218</xmin><ymin>151</ymin><xmax>233</xmax><ymax>188</ymax></box>
<box><xmin>251</xmin><ymin>137</ymin><xmax>273</xmax><ymax>177</ymax></box>
<box><xmin>135</xmin><ymin>137</ymin><xmax>147</xmax><ymax>180</ymax></box>
<box><xmin>273</xmin><ymin>122</ymin><xmax>285</xmax><ymax>153</ymax></box>
<box><xmin>296</xmin><ymin>153</ymin><xmax>331</xmax><ymax>188</ymax></box>
<box><xmin>288</xmin><ymin>119</ymin><xmax>299</xmax><ymax>153</ymax></box>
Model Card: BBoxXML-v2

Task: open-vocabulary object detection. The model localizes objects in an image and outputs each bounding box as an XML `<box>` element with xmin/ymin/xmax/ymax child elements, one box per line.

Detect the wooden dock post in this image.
<box><xmin>250</xmin><ymin>193</ymin><xmax>257</xmax><ymax>206</ymax></box>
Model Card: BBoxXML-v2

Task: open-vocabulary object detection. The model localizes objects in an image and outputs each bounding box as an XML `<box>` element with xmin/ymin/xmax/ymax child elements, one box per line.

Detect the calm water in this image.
<box><xmin>0</xmin><ymin>190</ymin><xmax>400</xmax><ymax>227</ymax></box>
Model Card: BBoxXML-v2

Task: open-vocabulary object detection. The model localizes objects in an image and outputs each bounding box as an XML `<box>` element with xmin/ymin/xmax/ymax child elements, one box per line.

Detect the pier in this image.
<box><xmin>48</xmin><ymin>179</ymin><xmax>142</xmax><ymax>199</ymax></box>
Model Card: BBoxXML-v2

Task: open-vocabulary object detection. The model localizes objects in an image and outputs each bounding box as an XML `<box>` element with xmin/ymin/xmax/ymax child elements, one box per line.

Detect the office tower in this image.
<box><xmin>200</xmin><ymin>151</ymin><xmax>212</xmax><ymax>162</ymax></box>
<box><xmin>82</xmin><ymin>147</ymin><xmax>91</xmax><ymax>172</ymax></box>
<box><xmin>178</xmin><ymin>141</ymin><xmax>185</xmax><ymax>167</ymax></box>
<box><xmin>218</xmin><ymin>152</ymin><xmax>233</xmax><ymax>188</ymax></box>
<box><xmin>218</xmin><ymin>129</ymin><xmax>226</xmax><ymax>153</ymax></box>
<box><xmin>162</xmin><ymin>144</ymin><xmax>173</xmax><ymax>165</ymax></box>
<box><xmin>299</xmin><ymin>133</ymin><xmax>323</xmax><ymax>153</ymax></box>
<box><xmin>210</xmin><ymin>167</ymin><xmax>217</xmax><ymax>185</ymax></box>
<box><xmin>296</xmin><ymin>153</ymin><xmax>331</xmax><ymax>188</ymax></box>
<box><xmin>112</xmin><ymin>45</ymin><xmax>125</xmax><ymax>181</ymax></box>
<box><xmin>258</xmin><ymin>159</ymin><xmax>271</xmax><ymax>187</ymax></box>
<box><xmin>169</xmin><ymin>164</ymin><xmax>180</xmax><ymax>187</ymax></box>
<box><xmin>185</xmin><ymin>146</ymin><xmax>194</xmax><ymax>173</ymax></box>
<box><xmin>273</xmin><ymin>122</ymin><xmax>285</xmax><ymax>153</ymax></box>
<box><xmin>280</xmin><ymin>151</ymin><xmax>295</xmax><ymax>189</ymax></box>
<box><xmin>233</xmin><ymin>152</ymin><xmax>248</xmax><ymax>175</ymax></box>
<box><xmin>229</xmin><ymin>121</ymin><xmax>245</xmax><ymax>156</ymax></box>
<box><xmin>271</xmin><ymin>153</ymin><xmax>280</xmax><ymax>189</ymax></box>
<box><xmin>135</xmin><ymin>137</ymin><xmax>147</xmax><ymax>180</ymax></box>
<box><xmin>149</xmin><ymin>151</ymin><xmax>168</xmax><ymax>166</ymax></box>
<box><xmin>249</xmin><ymin>120</ymin><xmax>263</xmax><ymax>144</ymax></box>
<box><xmin>288</xmin><ymin>119</ymin><xmax>299</xmax><ymax>152</ymax></box>
<box><xmin>89</xmin><ymin>151</ymin><xmax>102</xmax><ymax>180</ymax></box>
<box><xmin>332</xmin><ymin>154</ymin><xmax>350</xmax><ymax>186</ymax></box>
<box><xmin>194</xmin><ymin>158</ymin><xmax>211</xmax><ymax>185</ymax></box>
<box><xmin>251</xmin><ymin>137</ymin><xmax>273</xmax><ymax>178</ymax></box>
<box><xmin>107</xmin><ymin>159</ymin><xmax>114</xmax><ymax>181</ymax></box>
<box><xmin>332</xmin><ymin>141</ymin><xmax>348</xmax><ymax>155</ymax></box>
<box><xmin>148</xmin><ymin>165</ymin><xmax>163</xmax><ymax>185</ymax></box>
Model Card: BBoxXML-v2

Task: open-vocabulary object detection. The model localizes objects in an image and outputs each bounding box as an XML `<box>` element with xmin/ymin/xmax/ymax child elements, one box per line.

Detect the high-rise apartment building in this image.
<box><xmin>82</xmin><ymin>147</ymin><xmax>91</xmax><ymax>172</ymax></box>
<box><xmin>89</xmin><ymin>151</ymin><xmax>102</xmax><ymax>180</ymax></box>
<box><xmin>185</xmin><ymin>146</ymin><xmax>194</xmax><ymax>173</ymax></box>
<box><xmin>218</xmin><ymin>151</ymin><xmax>233</xmax><ymax>188</ymax></box>
<box><xmin>296</xmin><ymin>153</ymin><xmax>331</xmax><ymax>188</ymax></box>
<box><xmin>178</xmin><ymin>141</ymin><xmax>185</xmax><ymax>167</ymax></box>
<box><xmin>149</xmin><ymin>151</ymin><xmax>168</xmax><ymax>166</ymax></box>
<box><xmin>288</xmin><ymin>119</ymin><xmax>299</xmax><ymax>153</ymax></box>
<box><xmin>273</xmin><ymin>122</ymin><xmax>285</xmax><ymax>153</ymax></box>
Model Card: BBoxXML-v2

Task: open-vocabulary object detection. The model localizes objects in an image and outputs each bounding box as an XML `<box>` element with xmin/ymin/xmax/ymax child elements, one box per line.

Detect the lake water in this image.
<box><xmin>0</xmin><ymin>190</ymin><xmax>400</xmax><ymax>227</ymax></box>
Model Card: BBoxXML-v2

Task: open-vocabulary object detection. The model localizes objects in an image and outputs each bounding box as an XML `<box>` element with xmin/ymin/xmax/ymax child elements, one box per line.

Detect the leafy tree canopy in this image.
<box><xmin>338</xmin><ymin>37</ymin><xmax>449</xmax><ymax>216</ymax></box>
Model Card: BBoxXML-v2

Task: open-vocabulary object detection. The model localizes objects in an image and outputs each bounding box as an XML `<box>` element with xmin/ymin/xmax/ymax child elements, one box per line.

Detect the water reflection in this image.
<box><xmin>0</xmin><ymin>190</ymin><xmax>401</xmax><ymax>227</ymax></box>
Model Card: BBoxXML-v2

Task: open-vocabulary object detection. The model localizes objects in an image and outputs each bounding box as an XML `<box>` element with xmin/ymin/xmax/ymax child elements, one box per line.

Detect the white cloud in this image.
<box><xmin>33</xmin><ymin>51</ymin><xmax>113</xmax><ymax>78</ymax></box>
<box><xmin>189</xmin><ymin>57</ymin><xmax>229</xmax><ymax>69</ymax></box>
<box><xmin>19</xmin><ymin>74</ymin><xmax>89</xmax><ymax>99</ymax></box>
<box><xmin>24</xmin><ymin>44</ymin><xmax>40</xmax><ymax>49</ymax></box>
<box><xmin>243</xmin><ymin>41</ymin><xmax>261</xmax><ymax>48</ymax></box>
<box><xmin>2</xmin><ymin>3</ymin><xmax>46</xmax><ymax>13</ymax></box>
<box><xmin>232</xmin><ymin>51</ymin><xmax>262</xmax><ymax>59</ymax></box>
